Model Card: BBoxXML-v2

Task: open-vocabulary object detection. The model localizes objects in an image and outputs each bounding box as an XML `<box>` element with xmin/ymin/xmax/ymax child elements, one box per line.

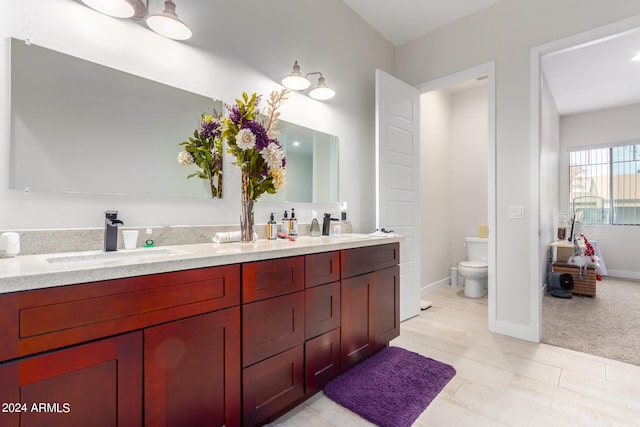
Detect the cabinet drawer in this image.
<box><xmin>340</xmin><ymin>243</ymin><xmax>399</xmax><ymax>279</ymax></box>
<box><xmin>242</xmin><ymin>345</ymin><xmax>304</xmax><ymax>427</ymax></box>
<box><xmin>0</xmin><ymin>265</ymin><xmax>240</xmax><ymax>362</ymax></box>
<box><xmin>242</xmin><ymin>256</ymin><xmax>304</xmax><ymax>303</ymax></box>
<box><xmin>305</xmin><ymin>251</ymin><xmax>340</xmax><ymax>288</ymax></box>
<box><xmin>242</xmin><ymin>292</ymin><xmax>305</xmax><ymax>367</ymax></box>
<box><xmin>305</xmin><ymin>281</ymin><xmax>340</xmax><ymax>340</ymax></box>
<box><xmin>305</xmin><ymin>328</ymin><xmax>341</xmax><ymax>393</ymax></box>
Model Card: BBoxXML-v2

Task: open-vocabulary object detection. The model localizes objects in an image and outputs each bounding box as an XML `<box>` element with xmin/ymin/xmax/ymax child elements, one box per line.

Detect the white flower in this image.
<box><xmin>271</xmin><ymin>167</ymin><xmax>286</xmax><ymax>191</ymax></box>
<box><xmin>260</xmin><ymin>142</ymin><xmax>284</xmax><ymax>170</ymax></box>
<box><xmin>177</xmin><ymin>151</ymin><xmax>194</xmax><ymax>165</ymax></box>
<box><xmin>236</xmin><ymin>128</ymin><xmax>256</xmax><ymax>150</ymax></box>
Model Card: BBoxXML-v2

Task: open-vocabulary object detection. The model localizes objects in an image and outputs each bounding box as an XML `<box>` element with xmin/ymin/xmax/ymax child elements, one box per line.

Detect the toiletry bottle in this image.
<box><xmin>290</xmin><ymin>208</ymin><xmax>298</xmax><ymax>236</ymax></box>
<box><xmin>341</xmin><ymin>201</ymin><xmax>348</xmax><ymax>221</ymax></box>
<box><xmin>310</xmin><ymin>210</ymin><xmax>321</xmax><ymax>237</ymax></box>
<box><xmin>267</xmin><ymin>213</ymin><xmax>278</xmax><ymax>240</ymax></box>
<box><xmin>144</xmin><ymin>228</ymin><xmax>155</xmax><ymax>248</ymax></box>
<box><xmin>282</xmin><ymin>210</ymin><xmax>290</xmax><ymax>234</ymax></box>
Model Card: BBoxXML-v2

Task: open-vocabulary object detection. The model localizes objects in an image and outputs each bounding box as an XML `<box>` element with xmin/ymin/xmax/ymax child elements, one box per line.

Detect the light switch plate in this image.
<box><xmin>508</xmin><ymin>205</ymin><xmax>525</xmax><ymax>219</ymax></box>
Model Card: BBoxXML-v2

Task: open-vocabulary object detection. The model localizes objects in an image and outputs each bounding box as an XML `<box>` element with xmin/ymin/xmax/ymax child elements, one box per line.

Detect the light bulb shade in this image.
<box><xmin>147</xmin><ymin>1</ymin><xmax>192</xmax><ymax>40</ymax></box>
<box><xmin>309</xmin><ymin>76</ymin><xmax>335</xmax><ymax>100</ymax></box>
<box><xmin>82</xmin><ymin>0</ymin><xmax>137</xmax><ymax>18</ymax></box>
<box><xmin>282</xmin><ymin>61</ymin><xmax>311</xmax><ymax>91</ymax></box>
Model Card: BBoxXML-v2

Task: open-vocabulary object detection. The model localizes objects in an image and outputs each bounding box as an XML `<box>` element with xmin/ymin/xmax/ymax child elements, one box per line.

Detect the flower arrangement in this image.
<box><xmin>178</xmin><ymin>112</ymin><xmax>224</xmax><ymax>198</ymax></box>
<box><xmin>222</xmin><ymin>90</ymin><xmax>289</xmax><ymax>201</ymax></box>
<box><xmin>221</xmin><ymin>89</ymin><xmax>289</xmax><ymax>241</ymax></box>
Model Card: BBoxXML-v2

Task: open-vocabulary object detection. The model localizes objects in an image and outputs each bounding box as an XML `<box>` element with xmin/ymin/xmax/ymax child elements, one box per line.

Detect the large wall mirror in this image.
<box><xmin>9</xmin><ymin>38</ymin><xmax>339</xmax><ymax>203</ymax></box>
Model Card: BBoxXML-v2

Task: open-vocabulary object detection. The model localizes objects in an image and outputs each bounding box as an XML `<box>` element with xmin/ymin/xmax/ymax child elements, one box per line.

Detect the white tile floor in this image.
<box><xmin>273</xmin><ymin>286</ymin><xmax>640</xmax><ymax>426</ymax></box>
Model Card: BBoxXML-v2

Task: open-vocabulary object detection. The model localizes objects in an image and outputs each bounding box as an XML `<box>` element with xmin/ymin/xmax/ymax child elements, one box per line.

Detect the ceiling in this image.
<box><xmin>341</xmin><ymin>0</ymin><xmax>503</xmax><ymax>47</ymax></box>
<box><xmin>542</xmin><ymin>27</ymin><xmax>640</xmax><ymax>116</ymax></box>
<box><xmin>342</xmin><ymin>0</ymin><xmax>640</xmax><ymax>116</ymax></box>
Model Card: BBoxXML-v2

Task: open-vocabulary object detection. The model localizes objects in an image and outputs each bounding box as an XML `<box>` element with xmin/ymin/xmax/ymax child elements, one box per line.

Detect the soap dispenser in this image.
<box><xmin>290</xmin><ymin>208</ymin><xmax>298</xmax><ymax>236</ymax></box>
<box><xmin>267</xmin><ymin>213</ymin><xmax>278</xmax><ymax>240</ymax></box>
<box><xmin>281</xmin><ymin>210</ymin><xmax>290</xmax><ymax>234</ymax></box>
<box><xmin>310</xmin><ymin>210</ymin><xmax>321</xmax><ymax>237</ymax></box>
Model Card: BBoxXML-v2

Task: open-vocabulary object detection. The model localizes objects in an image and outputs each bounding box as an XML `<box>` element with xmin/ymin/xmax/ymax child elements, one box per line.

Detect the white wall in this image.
<box><xmin>420</xmin><ymin>90</ymin><xmax>452</xmax><ymax>290</ymax></box>
<box><xmin>1</xmin><ymin>0</ymin><xmax>394</xmax><ymax>232</ymax></box>
<box><xmin>396</xmin><ymin>0</ymin><xmax>640</xmax><ymax>340</ymax></box>
<box><xmin>560</xmin><ymin>103</ymin><xmax>640</xmax><ymax>279</ymax></box>
<box><xmin>419</xmin><ymin>84</ymin><xmax>487</xmax><ymax>292</ymax></box>
<box><xmin>451</xmin><ymin>85</ymin><xmax>488</xmax><ymax>265</ymax></box>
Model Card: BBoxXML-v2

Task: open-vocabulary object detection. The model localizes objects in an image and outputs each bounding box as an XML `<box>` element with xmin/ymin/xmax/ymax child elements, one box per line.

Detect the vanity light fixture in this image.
<box><xmin>282</xmin><ymin>61</ymin><xmax>335</xmax><ymax>100</ymax></box>
<box><xmin>81</xmin><ymin>0</ymin><xmax>192</xmax><ymax>41</ymax></box>
<box><xmin>146</xmin><ymin>1</ymin><xmax>192</xmax><ymax>40</ymax></box>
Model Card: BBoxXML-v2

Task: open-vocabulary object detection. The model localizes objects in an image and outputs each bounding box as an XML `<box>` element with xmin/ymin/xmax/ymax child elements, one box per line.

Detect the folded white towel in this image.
<box><xmin>368</xmin><ymin>230</ymin><xmax>400</xmax><ymax>238</ymax></box>
<box><xmin>212</xmin><ymin>231</ymin><xmax>258</xmax><ymax>243</ymax></box>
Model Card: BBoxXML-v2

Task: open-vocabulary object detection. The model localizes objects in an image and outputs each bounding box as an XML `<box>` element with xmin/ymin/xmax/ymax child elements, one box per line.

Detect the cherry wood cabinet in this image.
<box><xmin>242</xmin><ymin>292</ymin><xmax>305</xmax><ymax>367</ymax></box>
<box><xmin>144</xmin><ymin>307</ymin><xmax>241</xmax><ymax>427</ymax></box>
<box><xmin>0</xmin><ymin>265</ymin><xmax>241</xmax><ymax>427</ymax></box>
<box><xmin>0</xmin><ymin>242</ymin><xmax>400</xmax><ymax>427</ymax></box>
<box><xmin>305</xmin><ymin>327</ymin><xmax>341</xmax><ymax>393</ymax></box>
<box><xmin>340</xmin><ymin>243</ymin><xmax>400</xmax><ymax>370</ymax></box>
<box><xmin>0</xmin><ymin>332</ymin><xmax>142</xmax><ymax>427</ymax></box>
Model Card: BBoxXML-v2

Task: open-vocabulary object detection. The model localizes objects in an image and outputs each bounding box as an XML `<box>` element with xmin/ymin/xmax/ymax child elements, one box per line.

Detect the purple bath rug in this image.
<box><xmin>324</xmin><ymin>347</ymin><xmax>456</xmax><ymax>427</ymax></box>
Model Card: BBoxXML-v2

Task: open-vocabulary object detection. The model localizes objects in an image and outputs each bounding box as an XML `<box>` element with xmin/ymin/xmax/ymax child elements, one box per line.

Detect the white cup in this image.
<box><xmin>122</xmin><ymin>230</ymin><xmax>139</xmax><ymax>250</ymax></box>
<box><xmin>0</xmin><ymin>232</ymin><xmax>20</xmax><ymax>257</ymax></box>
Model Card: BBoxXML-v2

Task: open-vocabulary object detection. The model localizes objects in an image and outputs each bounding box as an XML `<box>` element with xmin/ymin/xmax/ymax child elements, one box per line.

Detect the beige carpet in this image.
<box><xmin>542</xmin><ymin>276</ymin><xmax>640</xmax><ymax>366</ymax></box>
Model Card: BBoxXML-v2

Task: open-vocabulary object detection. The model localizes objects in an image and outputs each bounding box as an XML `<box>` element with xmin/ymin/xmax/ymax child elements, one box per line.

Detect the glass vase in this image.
<box><xmin>240</xmin><ymin>198</ymin><xmax>255</xmax><ymax>242</ymax></box>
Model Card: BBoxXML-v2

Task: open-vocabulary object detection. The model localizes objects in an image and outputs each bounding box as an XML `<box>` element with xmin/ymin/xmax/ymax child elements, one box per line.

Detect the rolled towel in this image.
<box><xmin>212</xmin><ymin>231</ymin><xmax>258</xmax><ymax>243</ymax></box>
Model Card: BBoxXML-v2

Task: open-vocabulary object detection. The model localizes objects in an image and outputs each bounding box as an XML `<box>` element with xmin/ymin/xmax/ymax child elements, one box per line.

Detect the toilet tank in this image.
<box><xmin>465</xmin><ymin>237</ymin><xmax>488</xmax><ymax>262</ymax></box>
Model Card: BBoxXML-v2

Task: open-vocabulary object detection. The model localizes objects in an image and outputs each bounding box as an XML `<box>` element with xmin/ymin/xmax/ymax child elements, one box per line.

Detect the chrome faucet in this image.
<box><xmin>104</xmin><ymin>210</ymin><xmax>124</xmax><ymax>252</ymax></box>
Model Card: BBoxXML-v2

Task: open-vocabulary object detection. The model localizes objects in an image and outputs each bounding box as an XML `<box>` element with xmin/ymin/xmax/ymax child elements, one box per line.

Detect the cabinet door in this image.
<box><xmin>372</xmin><ymin>266</ymin><xmax>400</xmax><ymax>349</ymax></box>
<box><xmin>144</xmin><ymin>307</ymin><xmax>241</xmax><ymax>427</ymax></box>
<box><xmin>340</xmin><ymin>273</ymin><xmax>374</xmax><ymax>370</ymax></box>
<box><xmin>0</xmin><ymin>332</ymin><xmax>142</xmax><ymax>427</ymax></box>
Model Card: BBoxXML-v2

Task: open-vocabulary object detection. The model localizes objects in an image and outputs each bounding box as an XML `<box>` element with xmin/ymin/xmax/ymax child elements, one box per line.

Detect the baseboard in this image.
<box><xmin>421</xmin><ymin>277</ymin><xmax>450</xmax><ymax>297</ymax></box>
<box><xmin>605</xmin><ymin>269</ymin><xmax>640</xmax><ymax>280</ymax></box>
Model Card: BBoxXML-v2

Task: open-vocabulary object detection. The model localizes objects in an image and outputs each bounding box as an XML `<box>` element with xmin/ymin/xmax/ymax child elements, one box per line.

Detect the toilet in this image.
<box><xmin>458</xmin><ymin>237</ymin><xmax>488</xmax><ymax>298</ymax></box>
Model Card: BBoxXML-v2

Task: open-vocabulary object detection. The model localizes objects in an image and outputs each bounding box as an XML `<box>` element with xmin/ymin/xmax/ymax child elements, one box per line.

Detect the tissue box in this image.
<box><xmin>552</xmin><ymin>262</ymin><xmax>596</xmax><ymax>296</ymax></box>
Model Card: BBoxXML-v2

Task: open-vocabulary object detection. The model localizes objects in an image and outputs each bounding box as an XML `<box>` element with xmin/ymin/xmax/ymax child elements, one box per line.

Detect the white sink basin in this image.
<box><xmin>46</xmin><ymin>248</ymin><xmax>188</xmax><ymax>264</ymax></box>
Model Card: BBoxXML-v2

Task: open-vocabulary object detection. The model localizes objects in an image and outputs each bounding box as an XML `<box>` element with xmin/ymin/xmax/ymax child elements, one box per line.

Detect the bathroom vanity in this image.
<box><xmin>0</xmin><ymin>235</ymin><xmax>401</xmax><ymax>427</ymax></box>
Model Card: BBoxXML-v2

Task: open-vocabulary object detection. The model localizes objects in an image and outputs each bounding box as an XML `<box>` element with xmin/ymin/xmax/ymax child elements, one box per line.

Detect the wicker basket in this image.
<box><xmin>552</xmin><ymin>262</ymin><xmax>597</xmax><ymax>296</ymax></box>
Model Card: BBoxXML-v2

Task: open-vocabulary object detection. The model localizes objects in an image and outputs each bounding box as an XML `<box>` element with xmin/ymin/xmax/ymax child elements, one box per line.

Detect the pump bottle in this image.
<box><xmin>290</xmin><ymin>208</ymin><xmax>298</xmax><ymax>236</ymax></box>
<box><xmin>267</xmin><ymin>213</ymin><xmax>278</xmax><ymax>240</ymax></box>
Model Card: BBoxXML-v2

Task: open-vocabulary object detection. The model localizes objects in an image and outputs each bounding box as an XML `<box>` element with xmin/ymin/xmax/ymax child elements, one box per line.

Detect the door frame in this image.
<box><xmin>531</xmin><ymin>14</ymin><xmax>640</xmax><ymax>342</ymax></box>
<box><xmin>416</xmin><ymin>61</ymin><xmax>497</xmax><ymax>332</ymax></box>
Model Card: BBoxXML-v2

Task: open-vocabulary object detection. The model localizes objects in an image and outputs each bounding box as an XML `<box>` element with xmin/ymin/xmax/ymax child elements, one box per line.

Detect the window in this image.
<box><xmin>569</xmin><ymin>143</ymin><xmax>640</xmax><ymax>225</ymax></box>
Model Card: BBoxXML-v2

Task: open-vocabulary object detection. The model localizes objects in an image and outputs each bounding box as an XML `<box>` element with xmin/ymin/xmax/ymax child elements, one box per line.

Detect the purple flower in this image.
<box><xmin>241</xmin><ymin>120</ymin><xmax>271</xmax><ymax>150</ymax></box>
<box><xmin>228</xmin><ymin>105</ymin><xmax>242</xmax><ymax>124</ymax></box>
<box><xmin>200</xmin><ymin>119</ymin><xmax>221</xmax><ymax>139</ymax></box>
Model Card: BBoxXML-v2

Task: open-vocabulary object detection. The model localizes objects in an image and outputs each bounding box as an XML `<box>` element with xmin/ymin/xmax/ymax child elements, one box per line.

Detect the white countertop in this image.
<box><xmin>0</xmin><ymin>234</ymin><xmax>404</xmax><ymax>294</ymax></box>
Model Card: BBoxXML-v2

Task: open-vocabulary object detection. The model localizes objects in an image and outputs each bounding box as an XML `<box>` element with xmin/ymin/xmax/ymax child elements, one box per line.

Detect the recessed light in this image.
<box><xmin>292</xmin><ymin>141</ymin><xmax>300</xmax><ymax>147</ymax></box>
<box><xmin>632</xmin><ymin>52</ymin><xmax>640</xmax><ymax>62</ymax></box>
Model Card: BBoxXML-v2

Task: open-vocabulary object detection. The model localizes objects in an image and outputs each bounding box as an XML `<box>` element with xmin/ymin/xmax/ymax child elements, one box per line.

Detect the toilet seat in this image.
<box><xmin>459</xmin><ymin>261</ymin><xmax>487</xmax><ymax>269</ymax></box>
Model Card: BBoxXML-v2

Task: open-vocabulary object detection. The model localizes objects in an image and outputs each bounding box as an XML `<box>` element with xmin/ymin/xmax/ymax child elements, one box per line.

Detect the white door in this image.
<box><xmin>375</xmin><ymin>69</ymin><xmax>420</xmax><ymax>321</ymax></box>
